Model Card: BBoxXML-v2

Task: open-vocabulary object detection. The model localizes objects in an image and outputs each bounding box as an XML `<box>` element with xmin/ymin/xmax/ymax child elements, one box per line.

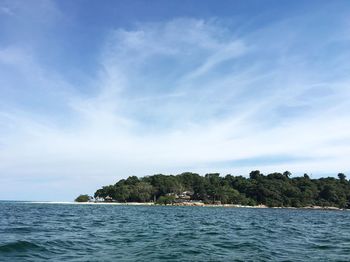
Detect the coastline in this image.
<box><xmin>26</xmin><ymin>201</ymin><xmax>154</xmax><ymax>206</ymax></box>
<box><xmin>24</xmin><ymin>201</ymin><xmax>347</xmax><ymax>210</ymax></box>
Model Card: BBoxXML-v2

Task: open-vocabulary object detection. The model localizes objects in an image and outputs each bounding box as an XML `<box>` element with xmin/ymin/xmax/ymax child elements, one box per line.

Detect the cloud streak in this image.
<box><xmin>0</xmin><ymin>4</ymin><xmax>350</xmax><ymax>200</ymax></box>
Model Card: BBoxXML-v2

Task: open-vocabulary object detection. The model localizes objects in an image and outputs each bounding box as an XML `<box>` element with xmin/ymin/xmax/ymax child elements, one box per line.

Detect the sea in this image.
<box><xmin>0</xmin><ymin>201</ymin><xmax>349</xmax><ymax>261</ymax></box>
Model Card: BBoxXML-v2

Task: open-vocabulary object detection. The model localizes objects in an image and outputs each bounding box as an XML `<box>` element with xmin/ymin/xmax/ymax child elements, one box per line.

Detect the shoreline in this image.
<box><xmin>22</xmin><ymin>201</ymin><xmax>347</xmax><ymax>210</ymax></box>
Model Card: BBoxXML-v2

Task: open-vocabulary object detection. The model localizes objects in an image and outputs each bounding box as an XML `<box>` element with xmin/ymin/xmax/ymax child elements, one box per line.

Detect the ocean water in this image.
<box><xmin>0</xmin><ymin>202</ymin><xmax>349</xmax><ymax>261</ymax></box>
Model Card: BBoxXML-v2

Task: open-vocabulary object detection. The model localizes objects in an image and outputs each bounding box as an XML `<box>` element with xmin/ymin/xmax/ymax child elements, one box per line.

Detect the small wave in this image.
<box><xmin>0</xmin><ymin>240</ymin><xmax>46</xmax><ymax>253</ymax></box>
<box><xmin>3</xmin><ymin>227</ymin><xmax>34</xmax><ymax>233</ymax></box>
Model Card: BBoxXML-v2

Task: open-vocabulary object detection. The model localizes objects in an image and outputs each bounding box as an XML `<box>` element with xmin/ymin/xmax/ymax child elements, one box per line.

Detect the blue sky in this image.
<box><xmin>1</xmin><ymin>0</ymin><xmax>350</xmax><ymax>201</ymax></box>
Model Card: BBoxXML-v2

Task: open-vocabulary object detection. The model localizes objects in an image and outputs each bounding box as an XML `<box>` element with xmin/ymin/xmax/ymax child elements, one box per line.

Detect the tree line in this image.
<box><xmin>92</xmin><ymin>171</ymin><xmax>350</xmax><ymax>208</ymax></box>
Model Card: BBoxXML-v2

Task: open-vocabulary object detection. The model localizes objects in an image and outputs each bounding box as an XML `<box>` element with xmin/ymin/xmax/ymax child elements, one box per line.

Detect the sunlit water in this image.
<box><xmin>0</xmin><ymin>202</ymin><xmax>349</xmax><ymax>261</ymax></box>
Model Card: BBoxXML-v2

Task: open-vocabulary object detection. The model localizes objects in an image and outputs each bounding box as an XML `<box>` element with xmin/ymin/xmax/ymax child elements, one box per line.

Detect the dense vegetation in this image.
<box><xmin>74</xmin><ymin>194</ymin><xmax>90</xmax><ymax>202</ymax></box>
<box><xmin>93</xmin><ymin>171</ymin><xmax>350</xmax><ymax>208</ymax></box>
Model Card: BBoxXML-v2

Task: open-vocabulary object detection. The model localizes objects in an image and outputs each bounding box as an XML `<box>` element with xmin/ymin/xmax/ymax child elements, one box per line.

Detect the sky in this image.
<box><xmin>1</xmin><ymin>0</ymin><xmax>350</xmax><ymax>201</ymax></box>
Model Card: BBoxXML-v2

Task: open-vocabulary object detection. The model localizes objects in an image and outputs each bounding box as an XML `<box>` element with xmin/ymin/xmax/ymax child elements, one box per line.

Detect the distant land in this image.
<box><xmin>76</xmin><ymin>171</ymin><xmax>350</xmax><ymax>209</ymax></box>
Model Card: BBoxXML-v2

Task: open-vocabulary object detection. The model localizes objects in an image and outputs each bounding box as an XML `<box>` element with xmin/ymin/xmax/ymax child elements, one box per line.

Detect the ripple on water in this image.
<box><xmin>0</xmin><ymin>240</ymin><xmax>47</xmax><ymax>253</ymax></box>
<box><xmin>0</xmin><ymin>203</ymin><xmax>350</xmax><ymax>261</ymax></box>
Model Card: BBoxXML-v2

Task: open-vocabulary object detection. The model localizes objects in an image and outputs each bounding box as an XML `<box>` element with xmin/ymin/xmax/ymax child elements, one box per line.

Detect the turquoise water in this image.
<box><xmin>0</xmin><ymin>202</ymin><xmax>349</xmax><ymax>261</ymax></box>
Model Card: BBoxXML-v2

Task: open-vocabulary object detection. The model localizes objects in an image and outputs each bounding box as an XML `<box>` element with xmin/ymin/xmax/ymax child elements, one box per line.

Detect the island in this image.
<box><xmin>77</xmin><ymin>171</ymin><xmax>350</xmax><ymax>209</ymax></box>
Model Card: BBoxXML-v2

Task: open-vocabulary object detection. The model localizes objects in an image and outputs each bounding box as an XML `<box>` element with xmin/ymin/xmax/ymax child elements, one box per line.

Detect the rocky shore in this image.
<box><xmin>169</xmin><ymin>202</ymin><xmax>345</xmax><ymax>210</ymax></box>
<box><xmin>32</xmin><ymin>201</ymin><xmax>347</xmax><ymax>210</ymax></box>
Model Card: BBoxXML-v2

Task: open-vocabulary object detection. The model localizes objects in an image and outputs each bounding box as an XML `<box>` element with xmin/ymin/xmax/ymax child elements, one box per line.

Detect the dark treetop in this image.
<box><xmin>92</xmin><ymin>171</ymin><xmax>350</xmax><ymax>208</ymax></box>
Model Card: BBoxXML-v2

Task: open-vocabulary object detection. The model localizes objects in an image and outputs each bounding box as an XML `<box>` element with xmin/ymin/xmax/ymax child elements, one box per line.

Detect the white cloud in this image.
<box><xmin>0</xmin><ymin>16</ymin><xmax>350</xmax><ymax>200</ymax></box>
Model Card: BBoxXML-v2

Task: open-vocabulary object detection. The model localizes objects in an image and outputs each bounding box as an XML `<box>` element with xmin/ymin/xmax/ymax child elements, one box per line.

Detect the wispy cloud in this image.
<box><xmin>0</xmin><ymin>3</ymin><xmax>350</xmax><ymax>200</ymax></box>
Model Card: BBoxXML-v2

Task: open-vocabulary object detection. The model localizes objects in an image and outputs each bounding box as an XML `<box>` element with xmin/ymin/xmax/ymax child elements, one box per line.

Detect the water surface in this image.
<box><xmin>0</xmin><ymin>202</ymin><xmax>349</xmax><ymax>261</ymax></box>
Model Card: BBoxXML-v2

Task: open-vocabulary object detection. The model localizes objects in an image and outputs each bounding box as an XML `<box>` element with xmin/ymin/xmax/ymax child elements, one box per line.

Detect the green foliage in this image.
<box><xmin>156</xmin><ymin>195</ymin><xmax>176</xmax><ymax>205</ymax></box>
<box><xmin>75</xmin><ymin>194</ymin><xmax>90</xmax><ymax>202</ymax></box>
<box><xmin>338</xmin><ymin>173</ymin><xmax>346</xmax><ymax>183</ymax></box>
<box><xmin>93</xmin><ymin>171</ymin><xmax>350</xmax><ymax>208</ymax></box>
<box><xmin>130</xmin><ymin>182</ymin><xmax>155</xmax><ymax>202</ymax></box>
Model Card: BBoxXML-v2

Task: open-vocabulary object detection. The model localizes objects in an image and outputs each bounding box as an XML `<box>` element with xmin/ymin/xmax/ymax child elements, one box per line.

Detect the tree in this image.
<box><xmin>249</xmin><ymin>170</ymin><xmax>262</xmax><ymax>180</ymax></box>
<box><xmin>283</xmin><ymin>171</ymin><xmax>292</xmax><ymax>178</ymax></box>
<box><xmin>205</xmin><ymin>173</ymin><xmax>222</xmax><ymax>202</ymax></box>
<box><xmin>338</xmin><ymin>173</ymin><xmax>346</xmax><ymax>182</ymax></box>
<box><xmin>93</xmin><ymin>171</ymin><xmax>350</xmax><ymax>208</ymax></box>
<box><xmin>113</xmin><ymin>185</ymin><xmax>130</xmax><ymax>202</ymax></box>
<box><xmin>75</xmin><ymin>194</ymin><xmax>90</xmax><ymax>202</ymax></box>
<box><xmin>319</xmin><ymin>185</ymin><xmax>338</xmax><ymax>204</ymax></box>
<box><xmin>125</xmin><ymin>176</ymin><xmax>139</xmax><ymax>185</ymax></box>
<box><xmin>131</xmin><ymin>182</ymin><xmax>154</xmax><ymax>202</ymax></box>
<box><xmin>156</xmin><ymin>195</ymin><xmax>176</xmax><ymax>205</ymax></box>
